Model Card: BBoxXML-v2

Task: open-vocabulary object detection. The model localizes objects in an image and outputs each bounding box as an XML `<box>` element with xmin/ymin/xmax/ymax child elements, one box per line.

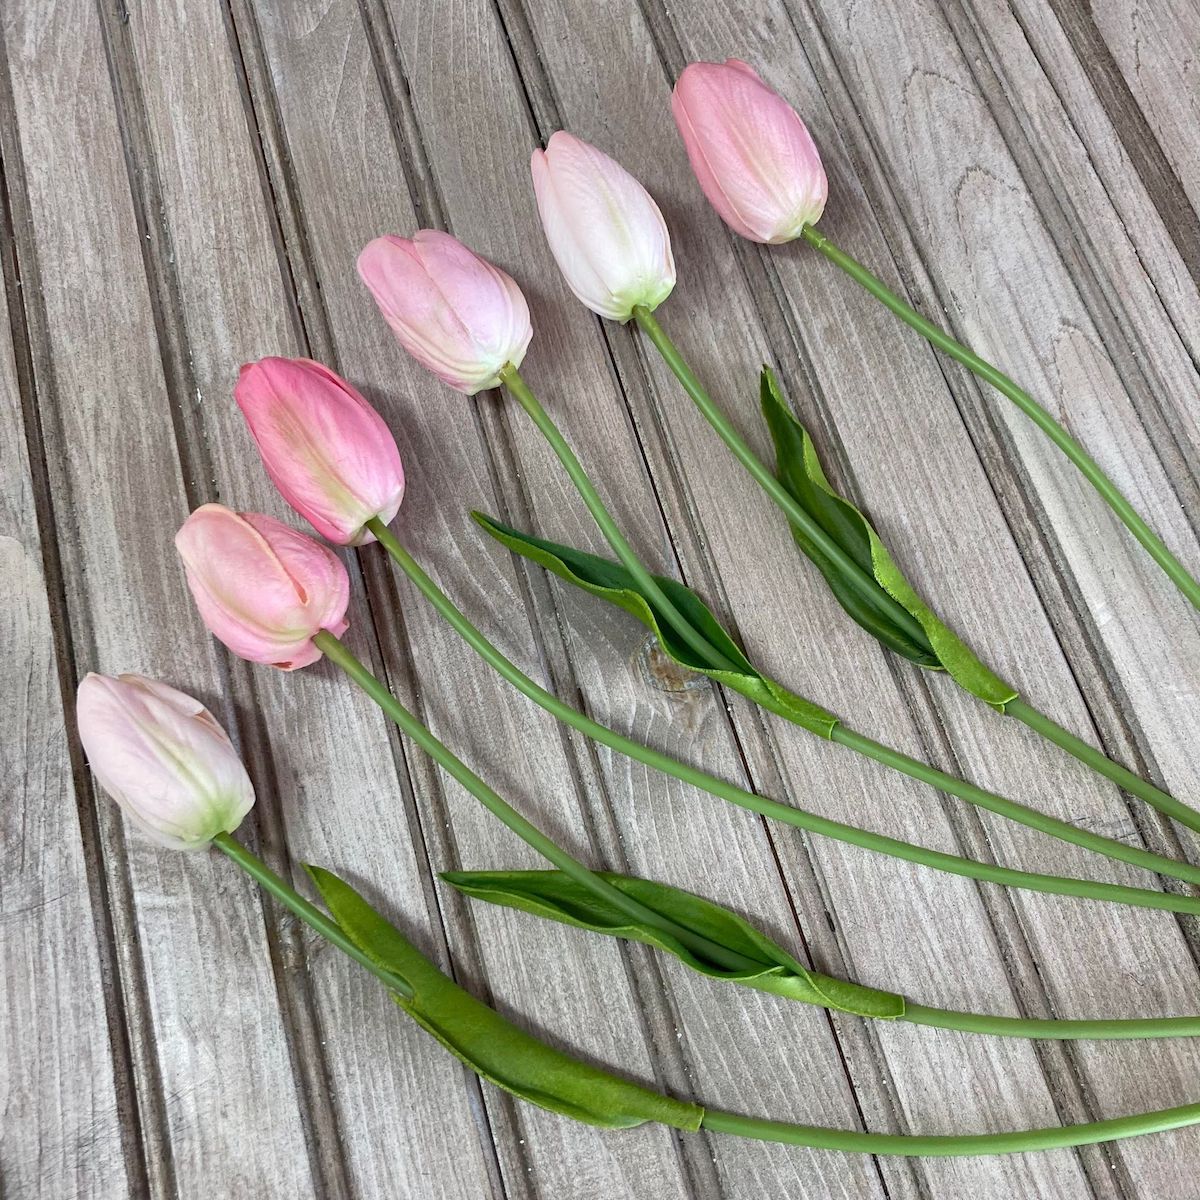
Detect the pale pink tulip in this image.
<box><xmin>530</xmin><ymin>132</ymin><xmax>675</xmax><ymax>322</ymax></box>
<box><xmin>175</xmin><ymin>504</ymin><xmax>349</xmax><ymax>670</ymax></box>
<box><xmin>236</xmin><ymin>356</ymin><xmax>405</xmax><ymax>546</ymax></box>
<box><xmin>76</xmin><ymin>673</ymin><xmax>255</xmax><ymax>850</ymax></box>
<box><xmin>357</xmin><ymin>230</ymin><xmax>532</xmax><ymax>395</ymax></box>
<box><xmin>672</xmin><ymin>60</ymin><xmax>827</xmax><ymax>244</ymax></box>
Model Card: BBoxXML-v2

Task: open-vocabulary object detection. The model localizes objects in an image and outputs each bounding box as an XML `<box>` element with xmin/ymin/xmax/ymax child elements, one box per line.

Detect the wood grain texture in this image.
<box><xmin>2</xmin><ymin>0</ymin><xmax>1198</xmax><ymax>1196</ymax></box>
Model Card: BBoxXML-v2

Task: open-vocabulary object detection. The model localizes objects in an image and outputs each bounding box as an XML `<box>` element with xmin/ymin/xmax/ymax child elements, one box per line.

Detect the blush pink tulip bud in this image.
<box><xmin>530</xmin><ymin>132</ymin><xmax>675</xmax><ymax>322</ymax></box>
<box><xmin>175</xmin><ymin>504</ymin><xmax>350</xmax><ymax>670</ymax></box>
<box><xmin>672</xmin><ymin>60</ymin><xmax>827</xmax><ymax>244</ymax></box>
<box><xmin>357</xmin><ymin>230</ymin><xmax>532</xmax><ymax>395</ymax></box>
<box><xmin>76</xmin><ymin>673</ymin><xmax>255</xmax><ymax>850</ymax></box>
<box><xmin>235</xmin><ymin>356</ymin><xmax>405</xmax><ymax>546</ymax></box>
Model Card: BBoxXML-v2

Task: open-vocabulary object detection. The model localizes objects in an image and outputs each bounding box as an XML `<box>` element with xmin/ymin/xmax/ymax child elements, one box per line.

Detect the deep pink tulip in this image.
<box><xmin>357</xmin><ymin>230</ymin><xmax>532</xmax><ymax>395</ymax></box>
<box><xmin>175</xmin><ymin>504</ymin><xmax>349</xmax><ymax>670</ymax></box>
<box><xmin>530</xmin><ymin>132</ymin><xmax>675</xmax><ymax>322</ymax></box>
<box><xmin>672</xmin><ymin>59</ymin><xmax>827</xmax><ymax>244</ymax></box>
<box><xmin>76</xmin><ymin>672</ymin><xmax>255</xmax><ymax>850</ymax></box>
<box><xmin>235</xmin><ymin>356</ymin><xmax>405</xmax><ymax>546</ymax></box>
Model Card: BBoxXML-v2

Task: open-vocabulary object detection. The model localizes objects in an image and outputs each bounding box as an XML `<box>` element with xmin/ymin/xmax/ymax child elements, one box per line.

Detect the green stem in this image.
<box><xmin>1007</xmin><ymin>699</ymin><xmax>1200</xmax><ymax>836</ymax></box>
<box><xmin>220</xmin><ymin>830</ymin><xmax>1200</xmax><ymax>1151</ymax></box>
<box><xmin>499</xmin><ymin>363</ymin><xmax>741</xmax><ymax>675</ymax></box>
<box><xmin>365</xmin><ymin>518</ymin><xmax>1200</xmax><ymax>918</ymax></box>
<box><xmin>637</xmin><ymin>291</ymin><xmax>1200</xmax><ymax>843</ymax></box>
<box><xmin>212</xmin><ymin>832</ymin><xmax>414</xmax><ymax>999</ymax></box>
<box><xmin>801</xmin><ymin>225</ymin><xmax>1200</xmax><ymax>613</ymax></box>
<box><xmin>310</xmin><ymin>629</ymin><xmax>755</xmax><ymax>973</ymax></box>
<box><xmin>833</xmin><ymin>725</ymin><xmax>1200</xmax><ymax>886</ymax></box>
<box><xmin>632</xmin><ymin>304</ymin><xmax>930</xmax><ymax>648</ymax></box>
<box><xmin>903</xmin><ymin>1001</ymin><xmax>1200</xmax><ymax>1041</ymax></box>
<box><xmin>700</xmin><ymin>1101</ymin><xmax>1200</xmax><ymax>1155</ymax></box>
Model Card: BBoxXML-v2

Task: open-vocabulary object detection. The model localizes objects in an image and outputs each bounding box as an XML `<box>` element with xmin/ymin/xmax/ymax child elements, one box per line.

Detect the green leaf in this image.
<box><xmin>306</xmin><ymin>865</ymin><xmax>703</xmax><ymax>1131</ymax></box>
<box><xmin>473</xmin><ymin>511</ymin><xmax>839</xmax><ymax>739</ymax></box>
<box><xmin>760</xmin><ymin>369</ymin><xmax>1018</xmax><ymax>711</ymax></box>
<box><xmin>442</xmin><ymin>868</ymin><xmax>904</xmax><ymax>1020</ymax></box>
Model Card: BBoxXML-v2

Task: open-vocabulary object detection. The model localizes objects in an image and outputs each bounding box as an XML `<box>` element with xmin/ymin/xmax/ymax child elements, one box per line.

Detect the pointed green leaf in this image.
<box><xmin>761</xmin><ymin>369</ymin><xmax>1018</xmax><ymax>711</ymax></box>
<box><xmin>442</xmin><ymin>868</ymin><xmax>904</xmax><ymax>1020</ymax></box>
<box><xmin>473</xmin><ymin>511</ymin><xmax>839</xmax><ymax>738</ymax></box>
<box><xmin>306</xmin><ymin>865</ymin><xmax>703</xmax><ymax>1131</ymax></box>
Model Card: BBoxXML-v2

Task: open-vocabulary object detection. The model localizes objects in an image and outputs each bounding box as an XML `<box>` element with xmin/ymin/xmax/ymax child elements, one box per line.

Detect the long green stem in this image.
<box><xmin>632</xmin><ymin>304</ymin><xmax>930</xmax><ymax>647</ymax></box>
<box><xmin>1007</xmin><ymin>698</ymin><xmax>1200</xmax><ymax>836</ymax></box>
<box><xmin>635</xmin><ymin>302</ymin><xmax>1200</xmax><ymax>843</ymax></box>
<box><xmin>700</xmin><ymin>1101</ymin><xmax>1200</xmax><ymax>1155</ymax></box>
<box><xmin>801</xmin><ymin>225</ymin><xmax>1200</xmax><ymax>613</ymax></box>
<box><xmin>212</xmin><ymin>832</ymin><xmax>414</xmax><ymax>999</ymax></box>
<box><xmin>499</xmin><ymin>363</ymin><xmax>741</xmax><ymax>674</ymax></box>
<box><xmin>311</xmin><ymin>629</ymin><xmax>755</xmax><ymax>973</ymax></box>
<box><xmin>218</xmin><ymin>831</ymin><xmax>1200</xmax><ymax>1152</ymax></box>
<box><xmin>833</xmin><ymin>725</ymin><xmax>1200</xmax><ymax>886</ymax></box>
<box><xmin>366</xmin><ymin>517</ymin><xmax>1200</xmax><ymax>917</ymax></box>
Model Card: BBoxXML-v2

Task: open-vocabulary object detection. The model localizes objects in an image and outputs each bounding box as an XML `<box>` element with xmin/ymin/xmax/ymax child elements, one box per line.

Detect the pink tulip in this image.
<box><xmin>235</xmin><ymin>356</ymin><xmax>405</xmax><ymax>546</ymax></box>
<box><xmin>76</xmin><ymin>673</ymin><xmax>255</xmax><ymax>850</ymax></box>
<box><xmin>530</xmin><ymin>132</ymin><xmax>675</xmax><ymax>322</ymax></box>
<box><xmin>175</xmin><ymin>504</ymin><xmax>349</xmax><ymax>670</ymax></box>
<box><xmin>357</xmin><ymin>230</ymin><xmax>532</xmax><ymax>395</ymax></box>
<box><xmin>672</xmin><ymin>60</ymin><xmax>827</xmax><ymax>244</ymax></box>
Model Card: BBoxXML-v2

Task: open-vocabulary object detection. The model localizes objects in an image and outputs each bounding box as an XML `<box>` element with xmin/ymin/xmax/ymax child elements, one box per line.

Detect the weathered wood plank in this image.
<box><xmin>0</xmin><ymin>126</ymin><xmax>132</xmax><ymax>1200</ymax></box>
<box><xmin>1</xmin><ymin>0</ymin><xmax>316</xmax><ymax>1193</ymax></box>
<box><xmin>1090</xmin><ymin>0</ymin><xmax>1200</xmax><ymax>236</ymax></box>
<box><xmin>954</xmin><ymin>0</ymin><xmax>1200</xmax><ymax>508</ymax></box>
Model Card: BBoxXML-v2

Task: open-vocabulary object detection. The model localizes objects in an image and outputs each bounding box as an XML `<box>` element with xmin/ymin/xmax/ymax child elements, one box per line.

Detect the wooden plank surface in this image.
<box><xmin>2</xmin><ymin>0</ymin><xmax>1198</xmax><ymax>1196</ymax></box>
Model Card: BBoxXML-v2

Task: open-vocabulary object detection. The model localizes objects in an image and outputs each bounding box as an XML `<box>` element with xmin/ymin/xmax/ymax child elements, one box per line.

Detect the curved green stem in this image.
<box><xmin>365</xmin><ymin>519</ymin><xmax>1200</xmax><ymax>917</ymax></box>
<box><xmin>700</xmin><ymin>1101</ymin><xmax>1200</xmax><ymax>1155</ymax></box>
<box><xmin>499</xmin><ymin>362</ymin><xmax>741</xmax><ymax>674</ymax></box>
<box><xmin>632</xmin><ymin>304</ymin><xmax>930</xmax><ymax>648</ymax></box>
<box><xmin>310</xmin><ymin>630</ymin><xmax>755</xmax><ymax>973</ymax></box>
<box><xmin>800</xmin><ymin>225</ymin><xmax>1200</xmax><ymax>613</ymax></box>
<box><xmin>212</xmin><ymin>832</ymin><xmax>414</xmax><ymax>998</ymax></box>
<box><xmin>833</xmin><ymin>725</ymin><xmax>1200</xmax><ymax>886</ymax></box>
<box><xmin>1007</xmin><ymin>699</ymin><xmax>1200</xmax><ymax>836</ymax></box>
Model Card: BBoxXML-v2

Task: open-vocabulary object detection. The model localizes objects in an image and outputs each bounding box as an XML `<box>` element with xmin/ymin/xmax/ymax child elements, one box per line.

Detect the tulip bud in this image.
<box><xmin>235</xmin><ymin>356</ymin><xmax>405</xmax><ymax>546</ymax></box>
<box><xmin>357</xmin><ymin>230</ymin><xmax>532</xmax><ymax>395</ymax></box>
<box><xmin>530</xmin><ymin>132</ymin><xmax>675</xmax><ymax>322</ymax></box>
<box><xmin>672</xmin><ymin>60</ymin><xmax>827</xmax><ymax>244</ymax></box>
<box><xmin>76</xmin><ymin>673</ymin><xmax>255</xmax><ymax>850</ymax></box>
<box><xmin>175</xmin><ymin>504</ymin><xmax>350</xmax><ymax>670</ymax></box>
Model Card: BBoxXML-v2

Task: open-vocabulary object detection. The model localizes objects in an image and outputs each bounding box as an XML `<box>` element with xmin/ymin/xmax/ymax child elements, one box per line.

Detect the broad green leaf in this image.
<box><xmin>473</xmin><ymin>511</ymin><xmax>839</xmax><ymax>739</ymax></box>
<box><xmin>306</xmin><ymin>865</ymin><xmax>703</xmax><ymax>1131</ymax></box>
<box><xmin>443</xmin><ymin>868</ymin><xmax>904</xmax><ymax>1020</ymax></box>
<box><xmin>761</xmin><ymin>369</ymin><xmax>1018</xmax><ymax>711</ymax></box>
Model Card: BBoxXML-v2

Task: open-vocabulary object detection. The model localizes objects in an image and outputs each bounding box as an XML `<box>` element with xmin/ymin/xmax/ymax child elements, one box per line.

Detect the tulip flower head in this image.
<box><xmin>672</xmin><ymin>59</ymin><xmax>827</xmax><ymax>244</ymax></box>
<box><xmin>530</xmin><ymin>132</ymin><xmax>675</xmax><ymax>322</ymax></box>
<box><xmin>76</xmin><ymin>672</ymin><xmax>255</xmax><ymax>850</ymax></box>
<box><xmin>357</xmin><ymin>230</ymin><xmax>532</xmax><ymax>395</ymax></box>
<box><xmin>175</xmin><ymin>504</ymin><xmax>350</xmax><ymax>670</ymax></box>
<box><xmin>235</xmin><ymin>356</ymin><xmax>405</xmax><ymax>546</ymax></box>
